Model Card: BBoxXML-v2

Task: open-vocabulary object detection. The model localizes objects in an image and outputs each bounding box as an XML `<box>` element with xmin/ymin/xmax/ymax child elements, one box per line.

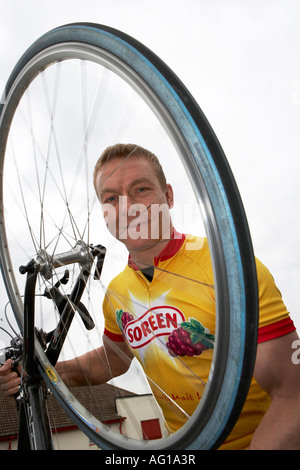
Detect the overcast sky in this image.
<box><xmin>0</xmin><ymin>0</ymin><xmax>299</xmax><ymax>351</ymax></box>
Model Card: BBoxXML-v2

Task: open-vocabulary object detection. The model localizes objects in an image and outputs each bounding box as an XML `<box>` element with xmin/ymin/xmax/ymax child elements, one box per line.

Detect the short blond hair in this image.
<box><xmin>93</xmin><ymin>143</ymin><xmax>167</xmax><ymax>192</ymax></box>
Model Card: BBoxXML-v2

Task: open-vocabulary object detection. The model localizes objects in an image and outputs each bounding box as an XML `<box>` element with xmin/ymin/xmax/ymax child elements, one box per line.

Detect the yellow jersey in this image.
<box><xmin>103</xmin><ymin>232</ymin><xmax>295</xmax><ymax>449</ymax></box>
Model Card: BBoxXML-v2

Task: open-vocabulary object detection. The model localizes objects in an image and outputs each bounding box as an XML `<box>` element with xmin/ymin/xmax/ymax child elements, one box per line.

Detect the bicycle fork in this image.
<box><xmin>17</xmin><ymin>263</ymin><xmax>54</xmax><ymax>450</ymax></box>
<box><xmin>17</xmin><ymin>381</ymin><xmax>54</xmax><ymax>450</ymax></box>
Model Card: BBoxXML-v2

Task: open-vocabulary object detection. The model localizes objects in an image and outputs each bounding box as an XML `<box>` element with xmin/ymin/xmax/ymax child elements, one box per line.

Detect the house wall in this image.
<box><xmin>0</xmin><ymin>438</ymin><xmax>18</xmax><ymax>451</ymax></box>
<box><xmin>51</xmin><ymin>428</ymin><xmax>99</xmax><ymax>450</ymax></box>
<box><xmin>116</xmin><ymin>394</ymin><xmax>169</xmax><ymax>440</ymax></box>
<box><xmin>0</xmin><ymin>429</ymin><xmax>98</xmax><ymax>451</ymax></box>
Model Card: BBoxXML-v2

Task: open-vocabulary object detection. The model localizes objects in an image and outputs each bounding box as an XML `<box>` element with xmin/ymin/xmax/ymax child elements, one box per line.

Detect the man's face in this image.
<box><xmin>95</xmin><ymin>155</ymin><xmax>174</xmax><ymax>252</ymax></box>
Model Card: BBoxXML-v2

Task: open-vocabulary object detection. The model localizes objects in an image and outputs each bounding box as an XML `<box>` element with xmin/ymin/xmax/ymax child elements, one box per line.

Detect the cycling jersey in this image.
<box><xmin>103</xmin><ymin>231</ymin><xmax>295</xmax><ymax>449</ymax></box>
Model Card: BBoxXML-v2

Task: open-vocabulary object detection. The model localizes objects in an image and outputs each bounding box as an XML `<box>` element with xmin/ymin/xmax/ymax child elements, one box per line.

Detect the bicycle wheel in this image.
<box><xmin>0</xmin><ymin>23</ymin><xmax>258</xmax><ymax>450</ymax></box>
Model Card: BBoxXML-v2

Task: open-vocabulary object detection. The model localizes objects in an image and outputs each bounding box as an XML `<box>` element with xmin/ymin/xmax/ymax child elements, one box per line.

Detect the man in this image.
<box><xmin>1</xmin><ymin>143</ymin><xmax>300</xmax><ymax>449</ymax></box>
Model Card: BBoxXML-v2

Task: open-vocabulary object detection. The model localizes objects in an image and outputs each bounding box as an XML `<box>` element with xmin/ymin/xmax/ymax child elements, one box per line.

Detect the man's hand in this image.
<box><xmin>0</xmin><ymin>359</ymin><xmax>21</xmax><ymax>396</ymax></box>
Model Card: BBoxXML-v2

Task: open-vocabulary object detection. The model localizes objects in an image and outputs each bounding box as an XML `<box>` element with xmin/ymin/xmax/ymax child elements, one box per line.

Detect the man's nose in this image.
<box><xmin>119</xmin><ymin>195</ymin><xmax>131</xmax><ymax>214</ymax></box>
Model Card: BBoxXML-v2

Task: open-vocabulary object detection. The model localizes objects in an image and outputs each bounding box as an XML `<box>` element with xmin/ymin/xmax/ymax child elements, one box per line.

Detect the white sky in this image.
<box><xmin>0</xmin><ymin>0</ymin><xmax>299</xmax><ymax>349</ymax></box>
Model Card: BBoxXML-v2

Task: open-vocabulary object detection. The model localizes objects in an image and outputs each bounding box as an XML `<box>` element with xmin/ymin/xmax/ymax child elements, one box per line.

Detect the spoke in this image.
<box><xmin>8</xmin><ymin>138</ymin><xmax>39</xmax><ymax>255</ymax></box>
<box><xmin>80</xmin><ymin>60</ymin><xmax>90</xmax><ymax>244</ymax></box>
<box><xmin>41</xmin><ymin>64</ymin><xmax>80</xmax><ymax>247</ymax></box>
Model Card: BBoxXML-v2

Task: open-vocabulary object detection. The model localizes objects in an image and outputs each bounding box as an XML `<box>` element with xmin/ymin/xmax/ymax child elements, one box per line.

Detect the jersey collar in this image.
<box><xmin>128</xmin><ymin>228</ymin><xmax>186</xmax><ymax>271</ymax></box>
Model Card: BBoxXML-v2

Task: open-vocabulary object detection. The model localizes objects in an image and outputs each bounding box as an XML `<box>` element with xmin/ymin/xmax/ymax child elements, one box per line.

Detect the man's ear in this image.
<box><xmin>166</xmin><ymin>184</ymin><xmax>174</xmax><ymax>209</ymax></box>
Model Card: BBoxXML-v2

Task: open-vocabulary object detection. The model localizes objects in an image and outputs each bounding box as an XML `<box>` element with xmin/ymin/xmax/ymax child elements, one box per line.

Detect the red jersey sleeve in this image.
<box><xmin>256</xmin><ymin>257</ymin><xmax>296</xmax><ymax>343</ymax></box>
<box><xmin>258</xmin><ymin>317</ymin><xmax>296</xmax><ymax>343</ymax></box>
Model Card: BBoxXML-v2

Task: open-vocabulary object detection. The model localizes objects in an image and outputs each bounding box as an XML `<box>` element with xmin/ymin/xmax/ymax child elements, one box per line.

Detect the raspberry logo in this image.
<box><xmin>120</xmin><ymin>311</ymin><xmax>134</xmax><ymax>329</ymax></box>
<box><xmin>166</xmin><ymin>318</ymin><xmax>214</xmax><ymax>357</ymax></box>
<box><xmin>116</xmin><ymin>309</ymin><xmax>134</xmax><ymax>332</ymax></box>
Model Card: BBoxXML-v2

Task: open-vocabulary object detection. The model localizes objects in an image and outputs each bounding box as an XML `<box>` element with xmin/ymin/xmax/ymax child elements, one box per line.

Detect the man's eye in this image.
<box><xmin>105</xmin><ymin>196</ymin><xmax>117</xmax><ymax>203</ymax></box>
<box><xmin>137</xmin><ymin>187</ymin><xmax>148</xmax><ymax>193</ymax></box>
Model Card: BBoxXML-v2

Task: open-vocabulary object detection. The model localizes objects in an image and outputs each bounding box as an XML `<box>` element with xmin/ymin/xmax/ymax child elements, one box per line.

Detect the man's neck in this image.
<box><xmin>129</xmin><ymin>237</ymin><xmax>171</xmax><ymax>270</ymax></box>
<box><xmin>128</xmin><ymin>224</ymin><xmax>174</xmax><ymax>270</ymax></box>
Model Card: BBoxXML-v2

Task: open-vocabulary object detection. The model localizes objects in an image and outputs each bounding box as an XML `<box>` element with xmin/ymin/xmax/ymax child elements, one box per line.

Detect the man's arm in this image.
<box><xmin>0</xmin><ymin>334</ymin><xmax>133</xmax><ymax>395</ymax></box>
<box><xmin>251</xmin><ymin>330</ymin><xmax>300</xmax><ymax>449</ymax></box>
<box><xmin>57</xmin><ymin>334</ymin><xmax>133</xmax><ymax>387</ymax></box>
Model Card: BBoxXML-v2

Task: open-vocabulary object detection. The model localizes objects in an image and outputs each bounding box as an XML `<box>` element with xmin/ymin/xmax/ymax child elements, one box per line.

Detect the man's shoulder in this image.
<box><xmin>174</xmin><ymin>235</ymin><xmax>213</xmax><ymax>278</ymax></box>
<box><xmin>106</xmin><ymin>263</ymin><xmax>131</xmax><ymax>289</ymax></box>
<box><xmin>182</xmin><ymin>234</ymin><xmax>211</xmax><ymax>260</ymax></box>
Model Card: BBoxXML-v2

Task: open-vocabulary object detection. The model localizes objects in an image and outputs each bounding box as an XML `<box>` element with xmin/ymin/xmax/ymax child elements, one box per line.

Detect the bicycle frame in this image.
<box><xmin>16</xmin><ymin>243</ymin><xmax>106</xmax><ymax>450</ymax></box>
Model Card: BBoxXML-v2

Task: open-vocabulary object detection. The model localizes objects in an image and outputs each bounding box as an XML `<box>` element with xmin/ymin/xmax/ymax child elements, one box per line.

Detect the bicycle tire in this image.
<box><xmin>0</xmin><ymin>23</ymin><xmax>258</xmax><ymax>450</ymax></box>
